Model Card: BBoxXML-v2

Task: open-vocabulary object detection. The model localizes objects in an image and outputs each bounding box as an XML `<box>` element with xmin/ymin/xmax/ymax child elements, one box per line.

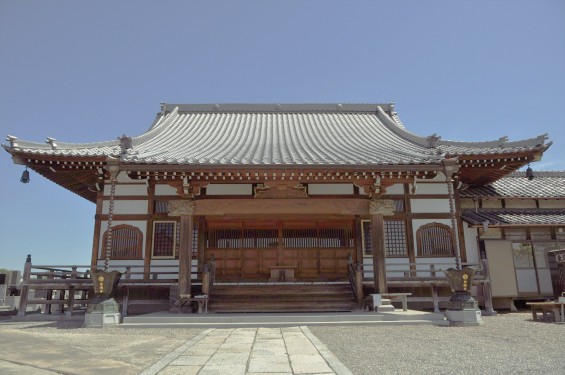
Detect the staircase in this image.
<box><xmin>208</xmin><ymin>283</ymin><xmax>358</xmax><ymax>313</ymax></box>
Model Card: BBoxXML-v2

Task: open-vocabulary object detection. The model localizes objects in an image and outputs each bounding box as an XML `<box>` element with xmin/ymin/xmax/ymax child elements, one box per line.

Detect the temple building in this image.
<box><xmin>4</xmin><ymin>103</ymin><xmax>563</xmax><ymax>314</ymax></box>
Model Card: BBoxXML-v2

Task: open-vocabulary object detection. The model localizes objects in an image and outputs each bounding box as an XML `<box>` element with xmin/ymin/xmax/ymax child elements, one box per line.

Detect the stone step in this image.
<box><xmin>121</xmin><ymin>311</ymin><xmax>448</xmax><ymax>328</ymax></box>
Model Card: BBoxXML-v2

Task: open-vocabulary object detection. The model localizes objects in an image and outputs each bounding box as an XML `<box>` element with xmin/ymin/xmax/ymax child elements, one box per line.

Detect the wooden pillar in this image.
<box><xmin>168</xmin><ymin>200</ymin><xmax>195</xmax><ymax>297</ymax></box>
<box><xmin>354</xmin><ymin>216</ymin><xmax>363</xmax><ymax>263</ymax></box>
<box><xmin>179</xmin><ymin>215</ymin><xmax>194</xmax><ymax>297</ymax></box>
<box><xmin>369</xmin><ymin>199</ymin><xmax>395</xmax><ymax>294</ymax></box>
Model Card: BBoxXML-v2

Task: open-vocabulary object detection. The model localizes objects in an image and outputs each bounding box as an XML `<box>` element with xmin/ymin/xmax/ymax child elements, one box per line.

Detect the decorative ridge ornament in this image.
<box><xmin>118</xmin><ymin>134</ymin><xmax>133</xmax><ymax>155</ymax></box>
<box><xmin>427</xmin><ymin>134</ymin><xmax>441</xmax><ymax>148</ymax></box>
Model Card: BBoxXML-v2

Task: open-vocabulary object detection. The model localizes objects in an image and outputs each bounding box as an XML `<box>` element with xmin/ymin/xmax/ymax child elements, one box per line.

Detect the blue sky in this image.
<box><xmin>1</xmin><ymin>0</ymin><xmax>564</xmax><ymax>271</ymax></box>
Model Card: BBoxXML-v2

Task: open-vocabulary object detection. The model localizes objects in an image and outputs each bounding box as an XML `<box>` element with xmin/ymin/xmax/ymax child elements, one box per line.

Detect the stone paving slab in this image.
<box><xmin>141</xmin><ymin>326</ymin><xmax>352</xmax><ymax>375</ymax></box>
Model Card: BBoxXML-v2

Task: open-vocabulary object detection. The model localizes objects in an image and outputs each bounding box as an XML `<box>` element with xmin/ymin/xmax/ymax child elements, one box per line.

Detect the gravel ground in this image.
<box><xmin>309</xmin><ymin>312</ymin><xmax>565</xmax><ymax>375</ymax></box>
<box><xmin>1</xmin><ymin>313</ymin><xmax>563</xmax><ymax>375</ymax></box>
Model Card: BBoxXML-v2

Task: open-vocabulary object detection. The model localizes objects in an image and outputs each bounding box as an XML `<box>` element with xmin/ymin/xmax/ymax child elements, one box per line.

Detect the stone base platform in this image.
<box><xmin>121</xmin><ymin>310</ymin><xmax>448</xmax><ymax>328</ymax></box>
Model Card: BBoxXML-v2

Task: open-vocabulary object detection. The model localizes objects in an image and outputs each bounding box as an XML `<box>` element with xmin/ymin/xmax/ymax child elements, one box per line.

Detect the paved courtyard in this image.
<box><xmin>0</xmin><ymin>313</ymin><xmax>563</xmax><ymax>375</ymax></box>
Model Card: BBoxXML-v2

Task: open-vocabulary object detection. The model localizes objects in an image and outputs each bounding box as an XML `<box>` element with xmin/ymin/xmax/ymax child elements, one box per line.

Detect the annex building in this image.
<box><xmin>4</xmin><ymin>103</ymin><xmax>564</xmax><ymax>315</ymax></box>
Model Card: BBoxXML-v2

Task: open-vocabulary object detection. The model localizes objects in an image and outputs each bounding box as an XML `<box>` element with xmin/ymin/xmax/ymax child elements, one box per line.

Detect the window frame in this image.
<box><xmin>152</xmin><ymin>220</ymin><xmax>178</xmax><ymax>259</ymax></box>
<box><xmin>361</xmin><ymin>219</ymin><xmax>408</xmax><ymax>258</ymax></box>
<box><xmin>101</xmin><ymin>224</ymin><xmax>143</xmax><ymax>260</ymax></box>
<box><xmin>416</xmin><ymin>222</ymin><xmax>455</xmax><ymax>257</ymax></box>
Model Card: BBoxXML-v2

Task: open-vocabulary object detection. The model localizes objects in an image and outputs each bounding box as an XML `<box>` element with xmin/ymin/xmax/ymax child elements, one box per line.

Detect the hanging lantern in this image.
<box><xmin>526</xmin><ymin>164</ymin><xmax>534</xmax><ymax>181</ymax></box>
<box><xmin>20</xmin><ymin>167</ymin><xmax>30</xmax><ymax>183</ymax></box>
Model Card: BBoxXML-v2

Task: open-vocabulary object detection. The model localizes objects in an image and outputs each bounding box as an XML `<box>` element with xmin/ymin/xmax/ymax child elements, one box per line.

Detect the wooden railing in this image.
<box><xmin>362</xmin><ymin>259</ymin><xmax>495</xmax><ymax>314</ymax></box>
<box><xmin>16</xmin><ymin>255</ymin><xmax>203</xmax><ymax>317</ymax></box>
<box><xmin>347</xmin><ymin>254</ymin><xmax>364</xmax><ymax>308</ymax></box>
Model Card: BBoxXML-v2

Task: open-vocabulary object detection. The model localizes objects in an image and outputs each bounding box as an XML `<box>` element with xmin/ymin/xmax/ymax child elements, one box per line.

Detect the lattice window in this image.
<box><xmin>393</xmin><ymin>199</ymin><xmax>405</xmax><ymax>212</ymax></box>
<box><xmin>283</xmin><ymin>228</ymin><xmax>318</xmax><ymax>247</ymax></box>
<box><xmin>362</xmin><ymin>220</ymin><xmax>372</xmax><ymax>256</ymax></box>
<box><xmin>416</xmin><ymin>223</ymin><xmax>455</xmax><ymax>257</ymax></box>
<box><xmin>154</xmin><ymin>201</ymin><xmax>169</xmax><ymax>214</ymax></box>
<box><xmin>153</xmin><ymin>221</ymin><xmax>176</xmax><ymax>257</ymax></box>
<box><xmin>152</xmin><ymin>221</ymin><xmax>198</xmax><ymax>258</ymax></box>
<box><xmin>102</xmin><ymin>224</ymin><xmax>142</xmax><ymax>259</ymax></box>
<box><xmin>384</xmin><ymin>221</ymin><xmax>407</xmax><ymax>256</ymax></box>
<box><xmin>362</xmin><ymin>220</ymin><xmax>407</xmax><ymax>256</ymax></box>
<box><xmin>207</xmin><ymin>228</ymin><xmax>242</xmax><ymax>249</ymax></box>
<box><xmin>242</xmin><ymin>229</ymin><xmax>279</xmax><ymax>248</ymax></box>
<box><xmin>319</xmin><ymin>228</ymin><xmax>354</xmax><ymax>248</ymax></box>
<box><xmin>207</xmin><ymin>226</ymin><xmax>353</xmax><ymax>249</ymax></box>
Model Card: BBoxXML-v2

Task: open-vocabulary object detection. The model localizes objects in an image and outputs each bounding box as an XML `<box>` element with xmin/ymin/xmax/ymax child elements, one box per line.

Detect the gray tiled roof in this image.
<box><xmin>461</xmin><ymin>208</ymin><xmax>565</xmax><ymax>226</ymax></box>
<box><xmin>3</xmin><ymin>103</ymin><xmax>550</xmax><ymax>167</ymax></box>
<box><xmin>461</xmin><ymin>171</ymin><xmax>565</xmax><ymax>198</ymax></box>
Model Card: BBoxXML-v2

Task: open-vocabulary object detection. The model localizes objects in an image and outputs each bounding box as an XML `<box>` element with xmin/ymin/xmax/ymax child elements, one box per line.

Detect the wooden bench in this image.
<box><xmin>526</xmin><ymin>302</ymin><xmax>565</xmax><ymax>323</ymax></box>
<box><xmin>365</xmin><ymin>293</ymin><xmax>412</xmax><ymax>311</ymax></box>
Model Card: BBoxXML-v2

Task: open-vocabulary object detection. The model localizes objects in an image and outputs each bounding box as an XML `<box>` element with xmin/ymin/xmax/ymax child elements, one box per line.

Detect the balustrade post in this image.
<box><xmin>17</xmin><ymin>254</ymin><xmax>32</xmax><ymax>317</ymax></box>
<box><xmin>355</xmin><ymin>264</ymin><xmax>364</xmax><ymax>307</ymax></box>
<box><xmin>202</xmin><ymin>263</ymin><xmax>210</xmax><ymax>295</ymax></box>
<box><xmin>481</xmin><ymin>258</ymin><xmax>496</xmax><ymax>316</ymax></box>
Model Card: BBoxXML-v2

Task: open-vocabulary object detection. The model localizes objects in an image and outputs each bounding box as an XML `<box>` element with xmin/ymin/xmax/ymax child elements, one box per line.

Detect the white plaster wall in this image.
<box><xmin>150</xmin><ymin>259</ymin><xmax>198</xmax><ymax>279</ymax></box>
<box><xmin>415</xmin><ymin>183</ymin><xmax>448</xmax><ymax>195</ymax></box>
<box><xmin>308</xmin><ymin>184</ymin><xmax>354</xmax><ymax>195</ymax></box>
<box><xmin>482</xmin><ymin>199</ymin><xmax>503</xmax><ymax>209</ymax></box>
<box><xmin>463</xmin><ymin>225</ymin><xmax>480</xmax><ymax>265</ymax></box>
<box><xmin>505</xmin><ymin>199</ymin><xmax>537</xmax><ymax>209</ymax></box>
<box><xmin>410</xmin><ymin>199</ymin><xmax>450</xmax><ymax>213</ymax></box>
<box><xmin>415</xmin><ymin>257</ymin><xmax>456</xmax><ymax>277</ymax></box>
<box><xmin>206</xmin><ymin>184</ymin><xmax>252</xmax><ymax>195</ymax></box>
<box><xmin>539</xmin><ymin>199</ymin><xmax>565</xmax><ymax>208</ymax></box>
<box><xmin>362</xmin><ymin>258</ymin><xmax>410</xmax><ymax>278</ymax></box>
<box><xmin>383</xmin><ymin>183</ymin><xmax>405</xmax><ymax>195</ymax></box>
<box><xmin>103</xmin><ymin>184</ymin><xmax>148</xmax><ymax>196</ymax></box>
<box><xmin>155</xmin><ymin>184</ymin><xmax>178</xmax><ymax>196</ymax></box>
<box><xmin>96</xmin><ymin>260</ymin><xmax>145</xmax><ymax>279</ymax></box>
<box><xmin>460</xmin><ymin>198</ymin><xmax>475</xmax><ymax>209</ymax></box>
<box><xmin>102</xmin><ymin>200</ymin><xmax>148</xmax><ymax>215</ymax></box>
<box><xmin>419</xmin><ymin>172</ymin><xmax>446</xmax><ymax>182</ymax></box>
<box><xmin>116</xmin><ymin>172</ymin><xmax>135</xmax><ymax>183</ymax></box>
<box><xmin>98</xmin><ymin>220</ymin><xmax>147</xmax><ymax>259</ymax></box>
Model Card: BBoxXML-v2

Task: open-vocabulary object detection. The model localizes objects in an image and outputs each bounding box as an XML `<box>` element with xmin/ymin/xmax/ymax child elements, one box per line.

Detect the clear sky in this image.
<box><xmin>1</xmin><ymin>0</ymin><xmax>564</xmax><ymax>271</ymax></box>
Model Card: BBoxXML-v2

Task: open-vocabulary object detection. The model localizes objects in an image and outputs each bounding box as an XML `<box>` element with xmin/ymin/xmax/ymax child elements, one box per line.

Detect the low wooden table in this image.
<box><xmin>526</xmin><ymin>301</ymin><xmax>565</xmax><ymax>323</ymax></box>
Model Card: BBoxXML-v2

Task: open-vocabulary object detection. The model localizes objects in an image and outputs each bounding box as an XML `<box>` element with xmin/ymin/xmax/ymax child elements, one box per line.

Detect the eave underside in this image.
<box><xmin>12</xmin><ymin>143</ymin><xmax>547</xmax><ymax>202</ymax></box>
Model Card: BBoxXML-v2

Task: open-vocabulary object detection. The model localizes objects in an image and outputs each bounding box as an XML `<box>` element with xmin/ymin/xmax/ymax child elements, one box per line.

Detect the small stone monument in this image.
<box><xmin>84</xmin><ymin>270</ymin><xmax>122</xmax><ymax>328</ymax></box>
<box><xmin>443</xmin><ymin>267</ymin><xmax>483</xmax><ymax>326</ymax></box>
